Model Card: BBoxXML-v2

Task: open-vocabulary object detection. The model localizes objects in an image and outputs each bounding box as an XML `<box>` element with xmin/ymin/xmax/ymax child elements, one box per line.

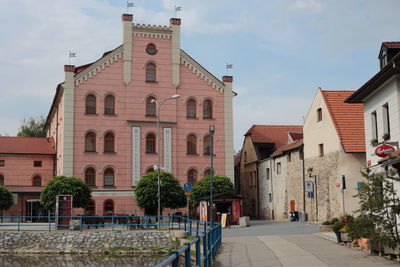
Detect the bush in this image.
<box><xmin>40</xmin><ymin>176</ymin><xmax>92</xmax><ymax>210</ymax></box>
<box><xmin>0</xmin><ymin>186</ymin><xmax>14</xmax><ymax>211</ymax></box>
<box><xmin>190</xmin><ymin>176</ymin><xmax>234</xmax><ymax>207</ymax></box>
<box><xmin>134</xmin><ymin>171</ymin><xmax>186</xmax><ymax>213</ymax></box>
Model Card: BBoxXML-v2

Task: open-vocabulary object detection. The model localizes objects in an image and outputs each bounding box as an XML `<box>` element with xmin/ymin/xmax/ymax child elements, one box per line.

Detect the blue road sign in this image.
<box><xmin>183</xmin><ymin>182</ymin><xmax>192</xmax><ymax>192</ymax></box>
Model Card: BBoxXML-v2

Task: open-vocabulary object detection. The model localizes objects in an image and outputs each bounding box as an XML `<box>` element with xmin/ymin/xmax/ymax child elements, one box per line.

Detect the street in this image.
<box><xmin>215</xmin><ymin>221</ymin><xmax>397</xmax><ymax>267</ymax></box>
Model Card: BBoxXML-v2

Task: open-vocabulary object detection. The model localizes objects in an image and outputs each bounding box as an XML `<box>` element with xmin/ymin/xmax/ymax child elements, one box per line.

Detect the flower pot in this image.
<box><xmin>340</xmin><ymin>233</ymin><xmax>349</xmax><ymax>242</ymax></box>
<box><xmin>334</xmin><ymin>232</ymin><xmax>342</xmax><ymax>243</ymax></box>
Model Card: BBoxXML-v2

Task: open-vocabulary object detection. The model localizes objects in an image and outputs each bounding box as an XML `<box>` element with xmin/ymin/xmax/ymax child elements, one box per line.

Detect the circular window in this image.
<box><xmin>146</xmin><ymin>43</ymin><xmax>157</xmax><ymax>55</ymax></box>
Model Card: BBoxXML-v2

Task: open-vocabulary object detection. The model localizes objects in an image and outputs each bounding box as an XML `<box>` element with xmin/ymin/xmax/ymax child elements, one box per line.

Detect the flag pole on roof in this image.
<box><xmin>127</xmin><ymin>1</ymin><xmax>134</xmax><ymax>13</ymax></box>
<box><xmin>68</xmin><ymin>51</ymin><xmax>76</xmax><ymax>65</ymax></box>
<box><xmin>226</xmin><ymin>63</ymin><xmax>233</xmax><ymax>75</ymax></box>
<box><xmin>174</xmin><ymin>5</ymin><xmax>182</xmax><ymax>17</ymax></box>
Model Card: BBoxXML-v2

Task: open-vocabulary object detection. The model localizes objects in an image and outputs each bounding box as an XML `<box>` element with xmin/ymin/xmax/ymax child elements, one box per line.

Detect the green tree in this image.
<box><xmin>17</xmin><ymin>115</ymin><xmax>46</xmax><ymax>137</ymax></box>
<box><xmin>134</xmin><ymin>171</ymin><xmax>186</xmax><ymax>214</ymax></box>
<box><xmin>0</xmin><ymin>186</ymin><xmax>14</xmax><ymax>212</ymax></box>
<box><xmin>40</xmin><ymin>176</ymin><xmax>92</xmax><ymax>211</ymax></box>
<box><xmin>190</xmin><ymin>176</ymin><xmax>235</xmax><ymax>207</ymax></box>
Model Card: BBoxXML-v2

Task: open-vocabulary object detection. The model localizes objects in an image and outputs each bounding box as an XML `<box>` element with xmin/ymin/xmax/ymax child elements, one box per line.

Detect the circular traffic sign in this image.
<box><xmin>183</xmin><ymin>182</ymin><xmax>192</xmax><ymax>192</ymax></box>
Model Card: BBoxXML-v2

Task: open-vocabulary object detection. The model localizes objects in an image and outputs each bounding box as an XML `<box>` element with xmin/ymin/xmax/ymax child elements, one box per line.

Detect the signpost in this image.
<box><xmin>375</xmin><ymin>144</ymin><xmax>395</xmax><ymax>158</ymax></box>
<box><xmin>183</xmin><ymin>182</ymin><xmax>192</xmax><ymax>218</ymax></box>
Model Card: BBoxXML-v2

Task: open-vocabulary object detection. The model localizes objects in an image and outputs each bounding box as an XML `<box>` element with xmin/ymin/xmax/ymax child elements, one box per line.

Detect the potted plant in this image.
<box><xmin>382</xmin><ymin>133</ymin><xmax>390</xmax><ymax>141</ymax></box>
<box><xmin>370</xmin><ymin>138</ymin><xmax>379</xmax><ymax>146</ymax></box>
<box><xmin>332</xmin><ymin>220</ymin><xmax>342</xmax><ymax>243</ymax></box>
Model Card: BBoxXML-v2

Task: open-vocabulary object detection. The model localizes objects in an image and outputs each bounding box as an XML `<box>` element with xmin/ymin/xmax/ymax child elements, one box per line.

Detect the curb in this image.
<box><xmin>314</xmin><ymin>232</ymin><xmax>338</xmax><ymax>243</ymax></box>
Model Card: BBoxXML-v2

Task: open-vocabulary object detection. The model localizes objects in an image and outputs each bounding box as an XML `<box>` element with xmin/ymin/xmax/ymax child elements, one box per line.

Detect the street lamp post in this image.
<box><xmin>209</xmin><ymin>125</ymin><xmax>215</xmax><ymax>228</ymax></box>
<box><xmin>152</xmin><ymin>94</ymin><xmax>180</xmax><ymax>225</ymax></box>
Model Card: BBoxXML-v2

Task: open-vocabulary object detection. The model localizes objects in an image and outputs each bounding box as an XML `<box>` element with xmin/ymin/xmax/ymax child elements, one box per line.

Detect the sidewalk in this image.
<box><xmin>215</xmin><ymin>233</ymin><xmax>396</xmax><ymax>267</ymax></box>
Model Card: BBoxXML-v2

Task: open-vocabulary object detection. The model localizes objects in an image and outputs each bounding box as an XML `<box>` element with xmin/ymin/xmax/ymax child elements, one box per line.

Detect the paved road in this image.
<box><xmin>215</xmin><ymin>220</ymin><xmax>397</xmax><ymax>267</ymax></box>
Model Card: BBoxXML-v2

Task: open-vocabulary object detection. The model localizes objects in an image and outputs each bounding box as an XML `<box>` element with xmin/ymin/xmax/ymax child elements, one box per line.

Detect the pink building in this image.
<box><xmin>0</xmin><ymin>137</ymin><xmax>55</xmax><ymax>218</ymax></box>
<box><xmin>43</xmin><ymin>14</ymin><xmax>235</xmax><ymax>216</ymax></box>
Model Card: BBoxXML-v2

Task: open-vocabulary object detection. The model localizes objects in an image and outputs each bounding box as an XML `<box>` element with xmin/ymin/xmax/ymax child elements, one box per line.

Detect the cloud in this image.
<box><xmin>291</xmin><ymin>0</ymin><xmax>324</xmax><ymax>12</ymax></box>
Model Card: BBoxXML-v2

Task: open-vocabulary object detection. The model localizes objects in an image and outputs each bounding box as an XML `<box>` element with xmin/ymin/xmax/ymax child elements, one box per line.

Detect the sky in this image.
<box><xmin>1</xmin><ymin>0</ymin><xmax>400</xmax><ymax>151</ymax></box>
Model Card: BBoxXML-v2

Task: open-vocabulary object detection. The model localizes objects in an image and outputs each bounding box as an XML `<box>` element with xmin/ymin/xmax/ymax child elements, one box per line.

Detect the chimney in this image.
<box><xmin>170</xmin><ymin>18</ymin><xmax>181</xmax><ymax>88</ymax></box>
<box><xmin>122</xmin><ymin>14</ymin><xmax>133</xmax><ymax>85</ymax></box>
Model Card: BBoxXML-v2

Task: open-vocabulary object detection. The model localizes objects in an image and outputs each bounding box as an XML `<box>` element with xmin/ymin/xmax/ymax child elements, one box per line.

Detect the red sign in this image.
<box><xmin>336</xmin><ymin>183</ymin><xmax>341</xmax><ymax>188</ymax></box>
<box><xmin>375</xmin><ymin>144</ymin><xmax>395</xmax><ymax>158</ymax></box>
<box><xmin>367</xmin><ymin>160</ymin><xmax>371</xmax><ymax>166</ymax></box>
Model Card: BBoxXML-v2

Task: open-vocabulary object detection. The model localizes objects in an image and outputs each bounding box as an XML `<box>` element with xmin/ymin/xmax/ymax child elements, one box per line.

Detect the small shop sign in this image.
<box><xmin>375</xmin><ymin>144</ymin><xmax>395</xmax><ymax>158</ymax></box>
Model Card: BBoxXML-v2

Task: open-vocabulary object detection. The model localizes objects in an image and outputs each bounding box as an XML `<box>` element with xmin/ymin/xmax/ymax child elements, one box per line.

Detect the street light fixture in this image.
<box><xmin>151</xmin><ymin>94</ymin><xmax>180</xmax><ymax>225</ymax></box>
<box><xmin>209</xmin><ymin>125</ymin><xmax>215</xmax><ymax>228</ymax></box>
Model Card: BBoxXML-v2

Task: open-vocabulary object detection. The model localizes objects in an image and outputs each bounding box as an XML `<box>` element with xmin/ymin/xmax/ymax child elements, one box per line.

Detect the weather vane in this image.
<box><xmin>127</xmin><ymin>1</ymin><xmax>134</xmax><ymax>13</ymax></box>
<box><xmin>174</xmin><ymin>5</ymin><xmax>182</xmax><ymax>17</ymax></box>
<box><xmin>68</xmin><ymin>51</ymin><xmax>76</xmax><ymax>65</ymax></box>
<box><xmin>226</xmin><ymin>63</ymin><xmax>233</xmax><ymax>74</ymax></box>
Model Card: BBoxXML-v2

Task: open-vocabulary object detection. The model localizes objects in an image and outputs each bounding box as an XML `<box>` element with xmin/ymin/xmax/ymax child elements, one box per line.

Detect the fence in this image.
<box><xmin>152</xmin><ymin>216</ymin><xmax>222</xmax><ymax>267</ymax></box>
<box><xmin>0</xmin><ymin>215</ymin><xmax>222</xmax><ymax>266</ymax></box>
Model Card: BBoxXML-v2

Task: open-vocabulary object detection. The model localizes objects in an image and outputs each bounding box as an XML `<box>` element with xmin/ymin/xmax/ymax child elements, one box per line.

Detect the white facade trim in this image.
<box><xmin>132</xmin><ymin>127</ymin><xmax>141</xmax><ymax>185</ymax></box>
<box><xmin>164</xmin><ymin>128</ymin><xmax>172</xmax><ymax>173</ymax></box>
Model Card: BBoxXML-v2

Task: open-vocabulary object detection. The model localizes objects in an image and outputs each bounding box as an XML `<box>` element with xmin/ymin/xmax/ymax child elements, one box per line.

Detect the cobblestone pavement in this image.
<box><xmin>215</xmin><ymin>220</ymin><xmax>397</xmax><ymax>267</ymax></box>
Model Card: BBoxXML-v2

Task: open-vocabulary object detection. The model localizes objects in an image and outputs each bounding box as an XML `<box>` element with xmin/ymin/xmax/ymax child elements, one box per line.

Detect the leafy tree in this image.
<box><xmin>17</xmin><ymin>115</ymin><xmax>46</xmax><ymax>137</ymax></box>
<box><xmin>40</xmin><ymin>176</ymin><xmax>92</xmax><ymax>211</ymax></box>
<box><xmin>134</xmin><ymin>171</ymin><xmax>186</xmax><ymax>214</ymax></box>
<box><xmin>0</xmin><ymin>186</ymin><xmax>14</xmax><ymax>212</ymax></box>
<box><xmin>190</xmin><ymin>176</ymin><xmax>235</xmax><ymax>207</ymax></box>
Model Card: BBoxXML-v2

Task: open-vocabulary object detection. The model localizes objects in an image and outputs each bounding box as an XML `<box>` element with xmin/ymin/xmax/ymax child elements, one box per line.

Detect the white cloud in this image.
<box><xmin>292</xmin><ymin>0</ymin><xmax>324</xmax><ymax>12</ymax></box>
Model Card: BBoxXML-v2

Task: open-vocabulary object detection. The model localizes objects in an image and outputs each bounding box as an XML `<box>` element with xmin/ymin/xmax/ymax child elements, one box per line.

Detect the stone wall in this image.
<box><xmin>305</xmin><ymin>151</ymin><xmax>339</xmax><ymax>221</ymax></box>
<box><xmin>0</xmin><ymin>231</ymin><xmax>172</xmax><ymax>255</ymax></box>
<box><xmin>286</xmin><ymin>150</ymin><xmax>305</xmax><ymax>215</ymax></box>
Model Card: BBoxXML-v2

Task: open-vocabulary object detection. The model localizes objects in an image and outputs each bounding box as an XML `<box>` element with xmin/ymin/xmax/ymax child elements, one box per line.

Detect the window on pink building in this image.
<box><xmin>104</xmin><ymin>132</ymin><xmax>115</xmax><ymax>153</ymax></box>
<box><xmin>187</xmin><ymin>99</ymin><xmax>197</xmax><ymax>118</ymax></box>
<box><xmin>146</xmin><ymin>97</ymin><xmax>156</xmax><ymax>116</ymax></box>
<box><xmin>85</xmin><ymin>132</ymin><xmax>96</xmax><ymax>152</ymax></box>
<box><xmin>146</xmin><ymin>63</ymin><xmax>156</xmax><ymax>82</ymax></box>
<box><xmin>204</xmin><ymin>168</ymin><xmax>214</xmax><ymax>177</ymax></box>
<box><xmin>104</xmin><ymin>199</ymin><xmax>114</xmax><ymax>216</ymax></box>
<box><xmin>104</xmin><ymin>95</ymin><xmax>115</xmax><ymax>115</ymax></box>
<box><xmin>104</xmin><ymin>168</ymin><xmax>115</xmax><ymax>186</ymax></box>
<box><xmin>85</xmin><ymin>94</ymin><xmax>97</xmax><ymax>114</ymax></box>
<box><xmin>85</xmin><ymin>167</ymin><xmax>96</xmax><ymax>187</ymax></box>
<box><xmin>85</xmin><ymin>200</ymin><xmax>95</xmax><ymax>216</ymax></box>
<box><xmin>203</xmin><ymin>100</ymin><xmax>213</xmax><ymax>119</ymax></box>
<box><xmin>203</xmin><ymin>135</ymin><xmax>212</xmax><ymax>155</ymax></box>
<box><xmin>188</xmin><ymin>169</ymin><xmax>197</xmax><ymax>184</ymax></box>
<box><xmin>0</xmin><ymin>175</ymin><xmax>4</xmax><ymax>186</ymax></box>
<box><xmin>32</xmin><ymin>175</ymin><xmax>42</xmax><ymax>187</ymax></box>
<box><xmin>187</xmin><ymin>135</ymin><xmax>197</xmax><ymax>154</ymax></box>
<box><xmin>146</xmin><ymin>167</ymin><xmax>155</xmax><ymax>173</ymax></box>
<box><xmin>146</xmin><ymin>133</ymin><xmax>156</xmax><ymax>153</ymax></box>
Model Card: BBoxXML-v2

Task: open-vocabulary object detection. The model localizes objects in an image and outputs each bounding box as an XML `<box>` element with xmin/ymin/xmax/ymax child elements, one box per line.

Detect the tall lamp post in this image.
<box><xmin>151</xmin><ymin>94</ymin><xmax>180</xmax><ymax>224</ymax></box>
<box><xmin>209</xmin><ymin>125</ymin><xmax>215</xmax><ymax>228</ymax></box>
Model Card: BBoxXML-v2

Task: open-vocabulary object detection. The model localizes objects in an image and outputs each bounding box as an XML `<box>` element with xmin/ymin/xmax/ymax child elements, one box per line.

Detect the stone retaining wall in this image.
<box><xmin>0</xmin><ymin>231</ymin><xmax>172</xmax><ymax>255</ymax></box>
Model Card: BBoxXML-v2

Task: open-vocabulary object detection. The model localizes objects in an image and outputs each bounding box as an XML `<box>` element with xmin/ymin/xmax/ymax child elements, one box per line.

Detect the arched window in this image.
<box><xmin>85</xmin><ymin>167</ymin><xmax>96</xmax><ymax>187</ymax></box>
<box><xmin>146</xmin><ymin>97</ymin><xmax>156</xmax><ymax>116</ymax></box>
<box><xmin>146</xmin><ymin>167</ymin><xmax>155</xmax><ymax>173</ymax></box>
<box><xmin>204</xmin><ymin>168</ymin><xmax>214</xmax><ymax>177</ymax></box>
<box><xmin>85</xmin><ymin>200</ymin><xmax>95</xmax><ymax>216</ymax></box>
<box><xmin>187</xmin><ymin>99</ymin><xmax>197</xmax><ymax>118</ymax></box>
<box><xmin>85</xmin><ymin>132</ymin><xmax>96</xmax><ymax>152</ymax></box>
<box><xmin>104</xmin><ymin>132</ymin><xmax>115</xmax><ymax>153</ymax></box>
<box><xmin>187</xmin><ymin>135</ymin><xmax>197</xmax><ymax>154</ymax></box>
<box><xmin>32</xmin><ymin>175</ymin><xmax>42</xmax><ymax>187</ymax></box>
<box><xmin>203</xmin><ymin>100</ymin><xmax>213</xmax><ymax>119</ymax></box>
<box><xmin>188</xmin><ymin>169</ymin><xmax>197</xmax><ymax>184</ymax></box>
<box><xmin>104</xmin><ymin>168</ymin><xmax>115</xmax><ymax>186</ymax></box>
<box><xmin>0</xmin><ymin>175</ymin><xmax>4</xmax><ymax>186</ymax></box>
<box><xmin>104</xmin><ymin>95</ymin><xmax>115</xmax><ymax>115</ymax></box>
<box><xmin>146</xmin><ymin>63</ymin><xmax>156</xmax><ymax>82</ymax></box>
<box><xmin>146</xmin><ymin>133</ymin><xmax>156</xmax><ymax>153</ymax></box>
<box><xmin>85</xmin><ymin>94</ymin><xmax>96</xmax><ymax>114</ymax></box>
<box><xmin>104</xmin><ymin>199</ymin><xmax>114</xmax><ymax>216</ymax></box>
<box><xmin>204</xmin><ymin>135</ymin><xmax>212</xmax><ymax>155</ymax></box>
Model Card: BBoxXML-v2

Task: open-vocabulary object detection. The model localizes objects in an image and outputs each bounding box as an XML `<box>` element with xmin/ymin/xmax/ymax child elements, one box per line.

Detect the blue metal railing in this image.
<box><xmin>152</xmin><ymin>216</ymin><xmax>222</xmax><ymax>267</ymax></box>
<box><xmin>0</xmin><ymin>215</ymin><xmax>205</xmax><ymax>233</ymax></box>
<box><xmin>0</xmin><ymin>215</ymin><xmax>223</xmax><ymax>266</ymax></box>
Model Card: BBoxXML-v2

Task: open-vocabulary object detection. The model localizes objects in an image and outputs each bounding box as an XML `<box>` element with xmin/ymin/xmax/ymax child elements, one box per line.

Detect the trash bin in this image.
<box><xmin>299</xmin><ymin>212</ymin><xmax>307</xmax><ymax>222</ymax></box>
<box><xmin>289</xmin><ymin>211</ymin><xmax>299</xmax><ymax>221</ymax></box>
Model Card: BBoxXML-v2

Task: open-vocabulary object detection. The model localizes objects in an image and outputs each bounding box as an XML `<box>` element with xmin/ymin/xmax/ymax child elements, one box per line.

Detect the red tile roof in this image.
<box><xmin>271</xmin><ymin>139</ymin><xmax>303</xmax><ymax>158</ymax></box>
<box><xmin>0</xmin><ymin>137</ymin><xmax>55</xmax><ymax>155</ymax></box>
<box><xmin>382</xmin><ymin>42</ymin><xmax>400</xmax><ymax>49</ymax></box>
<box><xmin>245</xmin><ymin>125</ymin><xmax>303</xmax><ymax>148</ymax></box>
<box><xmin>321</xmin><ymin>91</ymin><xmax>365</xmax><ymax>153</ymax></box>
<box><xmin>288</xmin><ymin>132</ymin><xmax>303</xmax><ymax>142</ymax></box>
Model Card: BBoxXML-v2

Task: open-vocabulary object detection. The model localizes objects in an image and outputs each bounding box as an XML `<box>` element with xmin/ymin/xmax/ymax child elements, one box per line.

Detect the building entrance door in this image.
<box><xmin>25</xmin><ymin>200</ymin><xmax>49</xmax><ymax>222</ymax></box>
